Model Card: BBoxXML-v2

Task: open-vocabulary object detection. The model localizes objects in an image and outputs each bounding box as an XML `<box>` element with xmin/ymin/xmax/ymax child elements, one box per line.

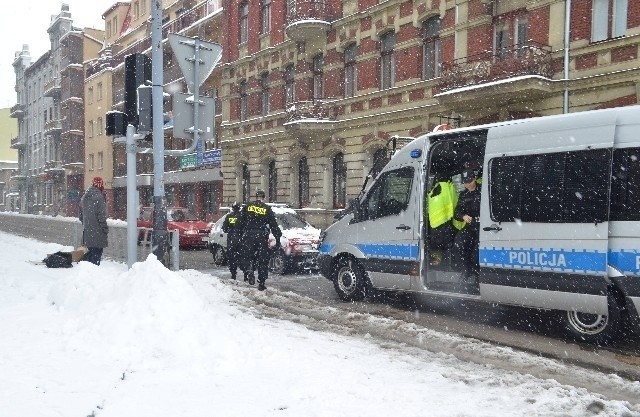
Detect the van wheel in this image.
<box><xmin>563</xmin><ymin>291</ymin><xmax>622</xmax><ymax>345</ymax></box>
<box><xmin>332</xmin><ymin>257</ymin><xmax>367</xmax><ymax>302</ymax></box>
<box><xmin>269</xmin><ymin>249</ymin><xmax>288</xmax><ymax>275</ymax></box>
<box><xmin>212</xmin><ymin>245</ymin><xmax>227</xmax><ymax>266</ymax></box>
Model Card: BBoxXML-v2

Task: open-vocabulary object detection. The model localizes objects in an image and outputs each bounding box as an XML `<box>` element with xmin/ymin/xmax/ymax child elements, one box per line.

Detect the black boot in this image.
<box><xmin>247</xmin><ymin>271</ymin><xmax>255</xmax><ymax>286</ymax></box>
<box><xmin>257</xmin><ymin>281</ymin><xmax>266</xmax><ymax>291</ymax></box>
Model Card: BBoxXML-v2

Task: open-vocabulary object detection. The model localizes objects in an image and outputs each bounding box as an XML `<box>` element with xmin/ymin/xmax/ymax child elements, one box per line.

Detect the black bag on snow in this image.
<box><xmin>43</xmin><ymin>251</ymin><xmax>73</xmax><ymax>268</ymax></box>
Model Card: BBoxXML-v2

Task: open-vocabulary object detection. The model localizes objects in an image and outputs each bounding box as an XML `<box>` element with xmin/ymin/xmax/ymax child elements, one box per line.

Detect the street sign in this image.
<box><xmin>172</xmin><ymin>93</ymin><xmax>215</xmax><ymax>141</ymax></box>
<box><xmin>168</xmin><ymin>33</ymin><xmax>222</xmax><ymax>94</ymax></box>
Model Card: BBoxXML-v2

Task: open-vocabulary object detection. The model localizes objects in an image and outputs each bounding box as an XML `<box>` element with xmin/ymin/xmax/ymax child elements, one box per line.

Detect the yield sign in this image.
<box><xmin>168</xmin><ymin>33</ymin><xmax>222</xmax><ymax>93</ymax></box>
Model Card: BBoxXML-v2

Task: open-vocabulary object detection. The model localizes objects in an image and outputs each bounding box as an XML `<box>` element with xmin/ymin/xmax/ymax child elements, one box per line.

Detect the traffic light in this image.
<box><xmin>124</xmin><ymin>53</ymin><xmax>151</xmax><ymax>128</ymax></box>
<box><xmin>105</xmin><ymin>111</ymin><xmax>127</xmax><ymax>136</ymax></box>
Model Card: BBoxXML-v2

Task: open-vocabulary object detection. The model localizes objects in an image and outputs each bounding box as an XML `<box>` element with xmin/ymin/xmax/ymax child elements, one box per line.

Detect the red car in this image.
<box><xmin>137</xmin><ymin>207</ymin><xmax>211</xmax><ymax>249</ymax></box>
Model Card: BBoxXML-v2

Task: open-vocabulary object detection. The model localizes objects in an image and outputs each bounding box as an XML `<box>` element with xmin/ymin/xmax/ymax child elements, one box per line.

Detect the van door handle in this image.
<box><xmin>483</xmin><ymin>224</ymin><xmax>502</xmax><ymax>232</ymax></box>
<box><xmin>396</xmin><ymin>224</ymin><xmax>411</xmax><ymax>230</ymax></box>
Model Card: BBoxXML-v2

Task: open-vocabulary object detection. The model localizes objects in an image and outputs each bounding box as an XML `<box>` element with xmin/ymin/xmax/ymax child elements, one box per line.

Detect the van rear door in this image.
<box><xmin>479</xmin><ymin>110</ymin><xmax>616</xmax><ymax>314</ymax></box>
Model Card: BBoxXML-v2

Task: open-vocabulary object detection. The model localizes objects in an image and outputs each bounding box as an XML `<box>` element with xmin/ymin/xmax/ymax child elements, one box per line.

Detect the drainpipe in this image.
<box><xmin>563</xmin><ymin>0</ymin><xmax>571</xmax><ymax>114</ymax></box>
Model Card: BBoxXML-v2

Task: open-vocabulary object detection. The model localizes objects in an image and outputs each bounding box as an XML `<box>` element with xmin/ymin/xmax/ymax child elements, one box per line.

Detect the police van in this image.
<box><xmin>317</xmin><ymin>106</ymin><xmax>640</xmax><ymax>344</ymax></box>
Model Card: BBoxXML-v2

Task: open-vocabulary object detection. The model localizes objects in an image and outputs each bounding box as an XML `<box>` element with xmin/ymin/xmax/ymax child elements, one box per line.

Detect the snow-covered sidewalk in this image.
<box><xmin>0</xmin><ymin>231</ymin><xmax>638</xmax><ymax>417</ymax></box>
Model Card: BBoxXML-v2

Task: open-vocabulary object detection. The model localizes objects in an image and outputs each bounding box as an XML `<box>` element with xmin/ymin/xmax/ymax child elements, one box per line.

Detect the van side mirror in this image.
<box><xmin>349</xmin><ymin>198</ymin><xmax>362</xmax><ymax>222</ymax></box>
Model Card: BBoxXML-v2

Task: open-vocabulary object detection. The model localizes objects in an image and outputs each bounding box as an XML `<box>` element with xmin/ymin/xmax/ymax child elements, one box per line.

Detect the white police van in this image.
<box><xmin>317</xmin><ymin>106</ymin><xmax>640</xmax><ymax>345</ymax></box>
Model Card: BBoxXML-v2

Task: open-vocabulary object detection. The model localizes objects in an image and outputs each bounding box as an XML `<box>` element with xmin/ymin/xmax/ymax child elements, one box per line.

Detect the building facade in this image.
<box><xmin>217</xmin><ymin>0</ymin><xmax>640</xmax><ymax>228</ymax></box>
<box><xmin>10</xmin><ymin>5</ymin><xmax>102</xmax><ymax>216</ymax></box>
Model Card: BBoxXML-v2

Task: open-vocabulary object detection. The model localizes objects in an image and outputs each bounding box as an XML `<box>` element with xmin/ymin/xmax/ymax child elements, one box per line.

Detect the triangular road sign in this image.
<box><xmin>168</xmin><ymin>33</ymin><xmax>222</xmax><ymax>93</ymax></box>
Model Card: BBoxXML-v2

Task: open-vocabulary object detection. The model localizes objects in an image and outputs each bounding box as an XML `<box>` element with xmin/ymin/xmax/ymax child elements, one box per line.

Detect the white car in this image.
<box><xmin>208</xmin><ymin>205</ymin><xmax>321</xmax><ymax>274</ymax></box>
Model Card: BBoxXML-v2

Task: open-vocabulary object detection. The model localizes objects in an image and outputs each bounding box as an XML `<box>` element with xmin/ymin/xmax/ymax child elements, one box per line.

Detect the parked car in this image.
<box><xmin>137</xmin><ymin>207</ymin><xmax>211</xmax><ymax>249</ymax></box>
<box><xmin>208</xmin><ymin>205</ymin><xmax>321</xmax><ymax>274</ymax></box>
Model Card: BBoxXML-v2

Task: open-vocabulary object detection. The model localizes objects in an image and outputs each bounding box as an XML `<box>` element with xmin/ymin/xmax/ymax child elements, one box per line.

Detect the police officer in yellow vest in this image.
<box><xmin>237</xmin><ymin>189</ymin><xmax>282</xmax><ymax>291</ymax></box>
<box><xmin>426</xmin><ymin>176</ymin><xmax>465</xmax><ymax>265</ymax></box>
<box><xmin>222</xmin><ymin>202</ymin><xmax>243</xmax><ymax>280</ymax></box>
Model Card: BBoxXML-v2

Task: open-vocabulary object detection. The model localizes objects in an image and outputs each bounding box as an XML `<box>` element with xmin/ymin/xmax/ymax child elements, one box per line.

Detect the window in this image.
<box><xmin>489</xmin><ymin>149</ymin><xmax>611</xmax><ymax>223</ymax></box>
<box><xmin>298</xmin><ymin>157</ymin><xmax>310</xmax><ymax>208</ymax></box>
<box><xmin>112</xmin><ymin>16</ymin><xmax>118</xmax><ymax>36</ymax></box>
<box><xmin>239</xmin><ymin>2</ymin><xmax>249</xmax><ymax>44</ymax></box>
<box><xmin>284</xmin><ymin>64</ymin><xmax>295</xmax><ymax>104</ymax></box>
<box><xmin>97</xmin><ymin>117</ymin><xmax>103</xmax><ymax>136</ymax></box>
<box><xmin>239</xmin><ymin>80</ymin><xmax>247</xmax><ymax>121</ymax></box>
<box><xmin>372</xmin><ymin>148</ymin><xmax>388</xmax><ymax>179</ymax></box>
<box><xmin>333</xmin><ymin>153</ymin><xmax>347</xmax><ymax>209</ymax></box>
<box><xmin>88</xmin><ymin>120</ymin><xmax>94</xmax><ymax>138</ymax></box>
<box><xmin>242</xmin><ymin>163</ymin><xmax>250</xmax><ymax>202</ymax></box>
<box><xmin>362</xmin><ymin>167</ymin><xmax>414</xmax><ymax>220</ymax></box>
<box><xmin>142</xmin><ymin>0</ymin><xmax>147</xmax><ymax>14</ymax></box>
<box><xmin>97</xmin><ymin>82</ymin><xmax>103</xmax><ymax>100</ymax></box>
<box><xmin>422</xmin><ymin>17</ymin><xmax>442</xmax><ymax>79</ymax></box>
<box><xmin>203</xmin><ymin>183</ymin><xmax>221</xmax><ymax>214</ymax></box>
<box><xmin>312</xmin><ymin>54</ymin><xmax>324</xmax><ymax>101</ymax></box>
<box><xmin>260</xmin><ymin>0</ymin><xmax>271</xmax><ymax>34</ymax></box>
<box><xmin>89</xmin><ymin>154</ymin><xmax>95</xmax><ymax>171</ymax></box>
<box><xmin>260</xmin><ymin>73</ymin><xmax>270</xmax><ymax>116</ymax></box>
<box><xmin>592</xmin><ymin>0</ymin><xmax>627</xmax><ymax>41</ymax></box>
<box><xmin>98</xmin><ymin>152</ymin><xmax>104</xmax><ymax>169</ymax></box>
<box><xmin>134</xmin><ymin>1</ymin><xmax>140</xmax><ymax>19</ymax></box>
<box><xmin>494</xmin><ymin>13</ymin><xmax>528</xmax><ymax>59</ymax></box>
<box><xmin>380</xmin><ymin>32</ymin><xmax>396</xmax><ymax>90</ymax></box>
<box><xmin>610</xmin><ymin>147</ymin><xmax>640</xmax><ymax>221</ymax></box>
<box><xmin>344</xmin><ymin>43</ymin><xmax>357</xmax><ymax>98</ymax></box>
<box><xmin>268</xmin><ymin>160</ymin><xmax>277</xmax><ymax>202</ymax></box>
<box><xmin>88</xmin><ymin>86</ymin><xmax>94</xmax><ymax>104</ymax></box>
<box><xmin>106</xmin><ymin>21</ymin><xmax>112</xmax><ymax>37</ymax></box>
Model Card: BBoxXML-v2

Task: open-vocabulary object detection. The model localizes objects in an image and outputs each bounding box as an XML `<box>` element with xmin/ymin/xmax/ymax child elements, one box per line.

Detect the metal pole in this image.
<box><xmin>126</xmin><ymin>124</ymin><xmax>137</xmax><ymax>268</ymax></box>
<box><xmin>193</xmin><ymin>37</ymin><xmax>201</xmax><ymax>167</ymax></box>
<box><xmin>151</xmin><ymin>0</ymin><xmax>169</xmax><ymax>263</ymax></box>
<box><xmin>563</xmin><ymin>0</ymin><xmax>571</xmax><ymax>114</ymax></box>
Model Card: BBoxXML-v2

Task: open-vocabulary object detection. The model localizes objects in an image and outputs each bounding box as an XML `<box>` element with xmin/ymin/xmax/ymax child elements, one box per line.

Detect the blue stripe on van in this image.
<box><xmin>356</xmin><ymin>243</ymin><xmax>420</xmax><ymax>261</ymax></box>
<box><xmin>479</xmin><ymin>247</ymin><xmax>607</xmax><ymax>274</ymax></box>
<box><xmin>318</xmin><ymin>242</ymin><xmax>419</xmax><ymax>260</ymax></box>
<box><xmin>608</xmin><ymin>250</ymin><xmax>640</xmax><ymax>276</ymax></box>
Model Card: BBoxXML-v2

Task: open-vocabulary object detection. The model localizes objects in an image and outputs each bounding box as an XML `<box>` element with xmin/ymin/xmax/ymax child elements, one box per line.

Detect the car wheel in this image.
<box><xmin>562</xmin><ymin>290</ymin><xmax>622</xmax><ymax>345</ymax></box>
<box><xmin>332</xmin><ymin>256</ymin><xmax>368</xmax><ymax>302</ymax></box>
<box><xmin>269</xmin><ymin>249</ymin><xmax>288</xmax><ymax>275</ymax></box>
<box><xmin>212</xmin><ymin>245</ymin><xmax>227</xmax><ymax>266</ymax></box>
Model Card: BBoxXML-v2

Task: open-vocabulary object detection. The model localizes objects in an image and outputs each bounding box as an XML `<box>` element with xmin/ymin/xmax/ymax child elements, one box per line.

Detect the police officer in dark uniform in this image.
<box><xmin>222</xmin><ymin>202</ymin><xmax>243</xmax><ymax>280</ymax></box>
<box><xmin>453</xmin><ymin>169</ymin><xmax>482</xmax><ymax>282</ymax></box>
<box><xmin>237</xmin><ymin>189</ymin><xmax>282</xmax><ymax>291</ymax></box>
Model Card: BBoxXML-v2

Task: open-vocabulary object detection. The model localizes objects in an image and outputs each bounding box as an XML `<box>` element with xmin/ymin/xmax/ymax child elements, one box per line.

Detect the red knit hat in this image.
<box><xmin>92</xmin><ymin>176</ymin><xmax>104</xmax><ymax>191</ymax></box>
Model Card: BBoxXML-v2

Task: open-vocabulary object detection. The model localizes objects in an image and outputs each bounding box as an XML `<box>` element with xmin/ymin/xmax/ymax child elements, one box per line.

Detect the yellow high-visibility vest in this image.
<box><xmin>427</xmin><ymin>181</ymin><xmax>458</xmax><ymax>229</ymax></box>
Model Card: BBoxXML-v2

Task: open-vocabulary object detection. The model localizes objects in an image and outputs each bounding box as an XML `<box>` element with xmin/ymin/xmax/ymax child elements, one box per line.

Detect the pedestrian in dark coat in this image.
<box><xmin>222</xmin><ymin>202</ymin><xmax>243</xmax><ymax>280</ymax></box>
<box><xmin>79</xmin><ymin>177</ymin><xmax>109</xmax><ymax>265</ymax></box>
<box><xmin>237</xmin><ymin>189</ymin><xmax>282</xmax><ymax>291</ymax></box>
<box><xmin>453</xmin><ymin>169</ymin><xmax>481</xmax><ymax>281</ymax></box>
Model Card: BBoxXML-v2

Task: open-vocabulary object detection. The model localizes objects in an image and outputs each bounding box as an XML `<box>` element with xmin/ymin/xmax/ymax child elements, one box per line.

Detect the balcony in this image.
<box><xmin>44</xmin><ymin>160</ymin><xmax>65</xmax><ymax>180</ymax></box>
<box><xmin>9</xmin><ymin>103</ymin><xmax>25</xmax><ymax>119</ymax></box>
<box><xmin>284</xmin><ymin>100</ymin><xmax>338</xmax><ymax>141</ymax></box>
<box><xmin>10</xmin><ymin>136</ymin><xmax>25</xmax><ymax>149</ymax></box>
<box><xmin>44</xmin><ymin>119</ymin><xmax>62</xmax><ymax>136</ymax></box>
<box><xmin>435</xmin><ymin>42</ymin><xmax>554</xmax><ymax>108</ymax></box>
<box><xmin>10</xmin><ymin>170</ymin><xmax>27</xmax><ymax>182</ymax></box>
<box><xmin>43</xmin><ymin>78</ymin><xmax>61</xmax><ymax>98</ymax></box>
<box><xmin>285</xmin><ymin>0</ymin><xmax>331</xmax><ymax>42</ymax></box>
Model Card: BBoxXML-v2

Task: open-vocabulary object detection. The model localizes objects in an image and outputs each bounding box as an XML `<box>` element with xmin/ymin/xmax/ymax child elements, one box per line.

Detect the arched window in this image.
<box><xmin>260</xmin><ymin>0</ymin><xmax>271</xmax><ymax>34</ymax></box>
<box><xmin>242</xmin><ymin>163</ymin><xmax>250</xmax><ymax>202</ymax></box>
<box><xmin>268</xmin><ymin>160</ymin><xmax>277</xmax><ymax>203</ymax></box>
<box><xmin>422</xmin><ymin>17</ymin><xmax>442</xmax><ymax>80</ymax></box>
<box><xmin>298</xmin><ymin>156</ymin><xmax>310</xmax><ymax>208</ymax></box>
<box><xmin>333</xmin><ymin>153</ymin><xmax>347</xmax><ymax>209</ymax></box>
<box><xmin>372</xmin><ymin>148</ymin><xmax>388</xmax><ymax>179</ymax></box>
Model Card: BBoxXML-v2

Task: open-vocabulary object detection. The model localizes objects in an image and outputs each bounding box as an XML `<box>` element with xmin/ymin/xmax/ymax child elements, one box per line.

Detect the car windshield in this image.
<box><xmin>168</xmin><ymin>209</ymin><xmax>198</xmax><ymax>221</ymax></box>
<box><xmin>275</xmin><ymin>212</ymin><xmax>309</xmax><ymax>230</ymax></box>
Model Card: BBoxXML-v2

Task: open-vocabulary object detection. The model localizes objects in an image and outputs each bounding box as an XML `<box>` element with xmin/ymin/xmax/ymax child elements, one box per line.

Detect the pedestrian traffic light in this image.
<box><xmin>124</xmin><ymin>53</ymin><xmax>152</xmax><ymax>128</ymax></box>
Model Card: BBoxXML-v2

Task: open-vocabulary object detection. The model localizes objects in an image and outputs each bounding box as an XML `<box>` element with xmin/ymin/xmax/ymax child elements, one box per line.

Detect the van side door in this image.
<box><xmin>479</xmin><ymin>111</ymin><xmax>616</xmax><ymax>315</ymax></box>
<box><xmin>353</xmin><ymin>166</ymin><xmax>419</xmax><ymax>290</ymax></box>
